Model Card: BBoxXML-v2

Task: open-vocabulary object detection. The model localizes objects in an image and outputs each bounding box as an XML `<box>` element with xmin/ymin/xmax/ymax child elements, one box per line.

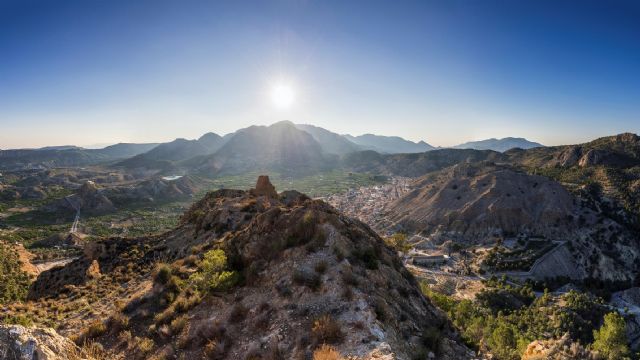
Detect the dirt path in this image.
<box><xmin>34</xmin><ymin>258</ymin><xmax>77</xmax><ymax>274</ymax></box>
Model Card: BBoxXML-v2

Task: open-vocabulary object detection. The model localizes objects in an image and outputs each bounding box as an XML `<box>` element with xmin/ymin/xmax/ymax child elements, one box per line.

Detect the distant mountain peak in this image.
<box><xmin>344</xmin><ymin>133</ymin><xmax>434</xmax><ymax>154</ymax></box>
<box><xmin>198</xmin><ymin>132</ymin><xmax>222</xmax><ymax>141</ymax></box>
<box><xmin>453</xmin><ymin>137</ymin><xmax>543</xmax><ymax>152</ymax></box>
<box><xmin>294</xmin><ymin>123</ymin><xmax>361</xmax><ymax>156</ymax></box>
<box><xmin>270</xmin><ymin>120</ymin><xmax>295</xmax><ymax>127</ymax></box>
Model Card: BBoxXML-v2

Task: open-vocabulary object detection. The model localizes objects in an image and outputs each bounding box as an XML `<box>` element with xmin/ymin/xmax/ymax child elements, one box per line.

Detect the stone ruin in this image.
<box><xmin>250</xmin><ymin>175</ymin><xmax>278</xmax><ymax>198</ymax></box>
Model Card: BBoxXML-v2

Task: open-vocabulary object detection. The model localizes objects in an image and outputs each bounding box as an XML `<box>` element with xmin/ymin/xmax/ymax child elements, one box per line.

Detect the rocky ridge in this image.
<box><xmin>22</xmin><ymin>176</ymin><xmax>473</xmax><ymax>359</ymax></box>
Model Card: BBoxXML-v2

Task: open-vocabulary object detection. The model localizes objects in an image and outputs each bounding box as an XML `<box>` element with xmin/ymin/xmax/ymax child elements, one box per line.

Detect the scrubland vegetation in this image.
<box><xmin>421</xmin><ymin>276</ymin><xmax>632</xmax><ymax>360</ymax></box>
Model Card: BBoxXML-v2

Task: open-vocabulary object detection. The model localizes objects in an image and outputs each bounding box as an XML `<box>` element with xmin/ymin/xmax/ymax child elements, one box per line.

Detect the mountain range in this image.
<box><xmin>3</xmin><ymin>131</ymin><xmax>640</xmax><ymax>359</ymax></box>
<box><xmin>0</xmin><ymin>121</ymin><xmax>544</xmax><ymax>172</ymax></box>
<box><xmin>0</xmin><ymin>143</ymin><xmax>159</xmax><ymax>171</ymax></box>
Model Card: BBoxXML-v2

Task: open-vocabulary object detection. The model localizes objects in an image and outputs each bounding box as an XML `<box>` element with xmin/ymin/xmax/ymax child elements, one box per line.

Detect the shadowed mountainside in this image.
<box><xmin>344</xmin><ymin>134</ymin><xmax>435</xmax><ymax>154</ymax></box>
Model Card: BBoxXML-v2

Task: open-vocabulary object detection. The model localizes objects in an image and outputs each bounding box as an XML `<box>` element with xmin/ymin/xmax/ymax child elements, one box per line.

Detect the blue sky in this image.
<box><xmin>1</xmin><ymin>0</ymin><xmax>639</xmax><ymax>148</ymax></box>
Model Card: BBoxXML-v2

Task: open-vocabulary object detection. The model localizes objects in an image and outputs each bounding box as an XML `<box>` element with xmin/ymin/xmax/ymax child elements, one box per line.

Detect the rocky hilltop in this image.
<box><xmin>21</xmin><ymin>176</ymin><xmax>472</xmax><ymax>359</ymax></box>
<box><xmin>61</xmin><ymin>181</ymin><xmax>116</xmax><ymax>215</ymax></box>
<box><xmin>50</xmin><ymin>176</ymin><xmax>198</xmax><ymax>215</ymax></box>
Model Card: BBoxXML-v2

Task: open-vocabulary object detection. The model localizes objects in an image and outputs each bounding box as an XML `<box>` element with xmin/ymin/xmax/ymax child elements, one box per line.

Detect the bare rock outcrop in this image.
<box><xmin>62</xmin><ymin>181</ymin><xmax>115</xmax><ymax>214</ymax></box>
<box><xmin>521</xmin><ymin>333</ymin><xmax>598</xmax><ymax>360</ymax></box>
<box><xmin>578</xmin><ymin>149</ymin><xmax>605</xmax><ymax>167</ymax></box>
<box><xmin>0</xmin><ymin>325</ymin><xmax>81</xmax><ymax>360</ymax></box>
<box><xmin>85</xmin><ymin>259</ymin><xmax>101</xmax><ymax>279</ymax></box>
<box><xmin>250</xmin><ymin>175</ymin><xmax>277</xmax><ymax>197</ymax></box>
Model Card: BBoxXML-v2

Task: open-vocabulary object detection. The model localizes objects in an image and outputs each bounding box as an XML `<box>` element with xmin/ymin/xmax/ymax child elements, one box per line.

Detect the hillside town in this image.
<box><xmin>323</xmin><ymin>176</ymin><xmax>412</xmax><ymax>231</ymax></box>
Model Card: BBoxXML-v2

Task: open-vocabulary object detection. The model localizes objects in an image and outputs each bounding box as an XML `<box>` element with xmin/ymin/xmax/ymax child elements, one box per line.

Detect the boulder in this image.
<box><xmin>556</xmin><ymin>146</ymin><xmax>582</xmax><ymax>167</ymax></box>
<box><xmin>0</xmin><ymin>325</ymin><xmax>81</xmax><ymax>360</ymax></box>
<box><xmin>85</xmin><ymin>259</ymin><xmax>101</xmax><ymax>279</ymax></box>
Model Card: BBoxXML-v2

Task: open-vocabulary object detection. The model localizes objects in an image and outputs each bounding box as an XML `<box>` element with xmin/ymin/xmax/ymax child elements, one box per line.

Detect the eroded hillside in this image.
<box><xmin>385</xmin><ymin>163</ymin><xmax>640</xmax><ymax>282</ymax></box>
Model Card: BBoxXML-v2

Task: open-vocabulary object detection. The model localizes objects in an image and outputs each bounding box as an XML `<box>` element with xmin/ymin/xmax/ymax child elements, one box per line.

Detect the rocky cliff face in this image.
<box><xmin>61</xmin><ymin>181</ymin><xmax>115</xmax><ymax>214</ymax></box>
<box><xmin>0</xmin><ymin>325</ymin><xmax>82</xmax><ymax>360</ymax></box>
<box><xmin>387</xmin><ymin>163</ymin><xmax>576</xmax><ymax>239</ymax></box>
<box><xmin>23</xmin><ymin>178</ymin><xmax>473</xmax><ymax>359</ymax></box>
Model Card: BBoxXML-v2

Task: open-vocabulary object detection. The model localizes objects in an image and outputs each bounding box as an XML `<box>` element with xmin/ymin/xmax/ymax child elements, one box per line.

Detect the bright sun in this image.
<box><xmin>270</xmin><ymin>83</ymin><xmax>295</xmax><ymax>109</ymax></box>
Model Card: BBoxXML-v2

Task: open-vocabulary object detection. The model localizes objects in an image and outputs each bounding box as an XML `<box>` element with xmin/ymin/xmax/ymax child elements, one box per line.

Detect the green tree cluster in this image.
<box><xmin>420</xmin><ymin>280</ymin><xmax>617</xmax><ymax>360</ymax></box>
<box><xmin>384</xmin><ymin>233</ymin><xmax>412</xmax><ymax>253</ymax></box>
<box><xmin>0</xmin><ymin>242</ymin><xmax>32</xmax><ymax>303</ymax></box>
<box><xmin>591</xmin><ymin>312</ymin><xmax>631</xmax><ymax>360</ymax></box>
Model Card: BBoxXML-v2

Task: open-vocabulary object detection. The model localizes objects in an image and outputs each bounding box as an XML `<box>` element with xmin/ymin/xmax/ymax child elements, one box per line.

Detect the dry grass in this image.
<box><xmin>313</xmin><ymin>345</ymin><xmax>344</xmax><ymax>360</ymax></box>
<box><xmin>74</xmin><ymin>320</ymin><xmax>107</xmax><ymax>345</ymax></box>
<box><xmin>107</xmin><ymin>312</ymin><xmax>129</xmax><ymax>334</ymax></box>
<box><xmin>170</xmin><ymin>314</ymin><xmax>189</xmax><ymax>335</ymax></box>
<box><xmin>132</xmin><ymin>336</ymin><xmax>155</xmax><ymax>358</ymax></box>
<box><xmin>311</xmin><ymin>315</ymin><xmax>344</xmax><ymax>344</ymax></box>
<box><xmin>67</xmin><ymin>340</ymin><xmax>113</xmax><ymax>360</ymax></box>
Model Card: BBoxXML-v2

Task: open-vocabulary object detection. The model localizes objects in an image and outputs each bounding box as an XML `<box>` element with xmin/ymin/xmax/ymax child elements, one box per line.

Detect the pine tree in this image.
<box><xmin>591</xmin><ymin>312</ymin><xmax>630</xmax><ymax>360</ymax></box>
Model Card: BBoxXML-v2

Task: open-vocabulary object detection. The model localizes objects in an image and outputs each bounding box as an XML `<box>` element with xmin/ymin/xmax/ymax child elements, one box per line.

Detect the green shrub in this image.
<box><xmin>189</xmin><ymin>249</ymin><xmax>239</xmax><ymax>292</ymax></box>
<box><xmin>384</xmin><ymin>233</ymin><xmax>412</xmax><ymax>253</ymax></box>
<box><xmin>3</xmin><ymin>314</ymin><xmax>33</xmax><ymax>327</ymax></box>
<box><xmin>153</xmin><ymin>264</ymin><xmax>172</xmax><ymax>285</ymax></box>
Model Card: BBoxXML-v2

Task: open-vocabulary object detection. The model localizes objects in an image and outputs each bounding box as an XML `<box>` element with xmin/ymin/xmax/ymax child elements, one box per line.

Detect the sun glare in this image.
<box><xmin>270</xmin><ymin>82</ymin><xmax>295</xmax><ymax>109</ymax></box>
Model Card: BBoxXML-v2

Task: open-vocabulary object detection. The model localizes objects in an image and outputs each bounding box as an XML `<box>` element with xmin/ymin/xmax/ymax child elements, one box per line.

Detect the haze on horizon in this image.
<box><xmin>1</xmin><ymin>0</ymin><xmax>639</xmax><ymax>149</ymax></box>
